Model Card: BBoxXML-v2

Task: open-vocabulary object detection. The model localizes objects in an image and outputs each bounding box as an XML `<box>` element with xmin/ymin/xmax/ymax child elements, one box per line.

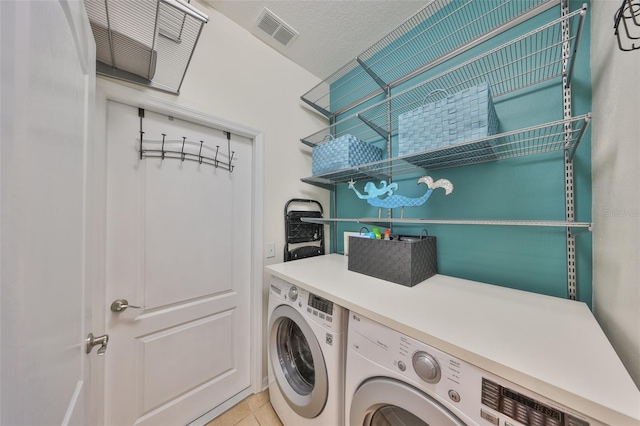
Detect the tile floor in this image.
<box><xmin>206</xmin><ymin>389</ymin><xmax>283</xmax><ymax>426</ymax></box>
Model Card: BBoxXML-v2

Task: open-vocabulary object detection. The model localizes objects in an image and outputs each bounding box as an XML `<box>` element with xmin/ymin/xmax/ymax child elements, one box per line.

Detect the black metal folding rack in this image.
<box><xmin>284</xmin><ymin>199</ymin><xmax>324</xmax><ymax>262</ymax></box>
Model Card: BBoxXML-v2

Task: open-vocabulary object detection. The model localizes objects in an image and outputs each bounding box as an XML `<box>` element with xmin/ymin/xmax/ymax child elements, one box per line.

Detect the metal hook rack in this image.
<box><xmin>137</xmin><ymin>109</ymin><xmax>236</xmax><ymax>172</ymax></box>
<box><xmin>615</xmin><ymin>0</ymin><xmax>640</xmax><ymax>51</ymax></box>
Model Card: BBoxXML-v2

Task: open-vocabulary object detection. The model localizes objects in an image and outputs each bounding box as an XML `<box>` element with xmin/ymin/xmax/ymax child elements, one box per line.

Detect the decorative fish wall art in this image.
<box><xmin>348</xmin><ymin>176</ymin><xmax>454</xmax><ymax>218</ymax></box>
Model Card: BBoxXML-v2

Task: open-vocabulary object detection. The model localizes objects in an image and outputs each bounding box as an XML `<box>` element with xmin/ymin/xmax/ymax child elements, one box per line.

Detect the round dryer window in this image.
<box><xmin>277</xmin><ymin>318</ymin><xmax>315</xmax><ymax>394</ymax></box>
<box><xmin>269</xmin><ymin>304</ymin><xmax>328</xmax><ymax>418</ymax></box>
<box><xmin>350</xmin><ymin>378</ymin><xmax>466</xmax><ymax>426</ymax></box>
<box><xmin>370</xmin><ymin>406</ymin><xmax>428</xmax><ymax>425</ymax></box>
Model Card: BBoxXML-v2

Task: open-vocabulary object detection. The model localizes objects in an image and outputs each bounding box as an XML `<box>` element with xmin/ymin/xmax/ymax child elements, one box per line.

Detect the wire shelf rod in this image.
<box><xmin>300</xmin><ymin>217</ymin><xmax>592</xmax><ymax>229</ymax></box>
<box><xmin>161</xmin><ymin>0</ymin><xmax>208</xmax><ymax>23</ymax></box>
<box><xmin>148</xmin><ymin>1</ymin><xmax>161</xmax><ymax>80</ymax></box>
<box><xmin>565</xmin><ymin>6</ymin><xmax>586</xmax><ymax>86</ymax></box>
<box><xmin>176</xmin><ymin>16</ymin><xmax>206</xmax><ymax>93</ymax></box>
<box><xmin>365</xmin><ymin>9</ymin><xmax>582</xmax><ymax>104</ymax></box>
<box><xmin>379</xmin><ymin>121</ymin><xmax>584</xmax><ymax>171</ymax></box>
<box><xmin>362</xmin><ymin>1</ymin><xmax>479</xmax><ymax>78</ymax></box>
<box><xmin>365</xmin><ymin>1</ymin><xmax>521</xmax><ymax>83</ymax></box>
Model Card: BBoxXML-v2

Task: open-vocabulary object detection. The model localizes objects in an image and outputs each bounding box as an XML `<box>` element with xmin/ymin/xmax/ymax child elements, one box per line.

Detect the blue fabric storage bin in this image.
<box><xmin>398</xmin><ymin>82</ymin><xmax>499</xmax><ymax>157</ymax></box>
<box><xmin>312</xmin><ymin>134</ymin><xmax>383</xmax><ymax>176</ymax></box>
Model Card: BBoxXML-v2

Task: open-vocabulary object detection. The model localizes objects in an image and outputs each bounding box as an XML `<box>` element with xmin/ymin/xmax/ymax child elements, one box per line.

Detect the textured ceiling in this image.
<box><xmin>202</xmin><ymin>0</ymin><xmax>427</xmax><ymax>80</ymax></box>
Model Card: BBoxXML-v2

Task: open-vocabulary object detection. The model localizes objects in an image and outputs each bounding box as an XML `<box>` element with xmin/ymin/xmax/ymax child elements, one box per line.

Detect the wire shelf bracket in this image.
<box><xmin>356</xmin><ymin>113</ymin><xmax>389</xmax><ymax>140</ymax></box>
<box><xmin>562</xmin><ymin>0</ymin><xmax>577</xmax><ymax>300</ymax></box>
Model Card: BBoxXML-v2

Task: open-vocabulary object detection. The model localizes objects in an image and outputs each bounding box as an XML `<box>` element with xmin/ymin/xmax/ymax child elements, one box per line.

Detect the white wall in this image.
<box><xmin>173</xmin><ymin>1</ymin><xmax>330</xmax><ymax>270</ymax></box>
<box><xmin>97</xmin><ymin>1</ymin><xmax>329</xmax><ymax>385</ymax></box>
<box><xmin>591</xmin><ymin>0</ymin><xmax>640</xmax><ymax>389</ymax></box>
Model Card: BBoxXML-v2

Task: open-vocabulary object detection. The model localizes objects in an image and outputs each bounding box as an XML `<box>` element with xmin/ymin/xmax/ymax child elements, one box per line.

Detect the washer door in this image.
<box><xmin>350</xmin><ymin>378</ymin><xmax>466</xmax><ymax>426</ymax></box>
<box><xmin>269</xmin><ymin>304</ymin><xmax>328</xmax><ymax>418</ymax></box>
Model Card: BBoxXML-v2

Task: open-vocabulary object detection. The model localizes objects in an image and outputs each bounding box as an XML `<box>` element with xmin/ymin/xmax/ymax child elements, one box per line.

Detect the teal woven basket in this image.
<box><xmin>312</xmin><ymin>134</ymin><xmax>383</xmax><ymax>176</ymax></box>
<box><xmin>398</xmin><ymin>82</ymin><xmax>499</xmax><ymax>158</ymax></box>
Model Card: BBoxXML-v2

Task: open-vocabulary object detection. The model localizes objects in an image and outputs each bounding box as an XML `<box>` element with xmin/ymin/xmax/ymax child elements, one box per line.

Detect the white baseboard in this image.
<box><xmin>188</xmin><ymin>388</ymin><xmax>254</xmax><ymax>426</ymax></box>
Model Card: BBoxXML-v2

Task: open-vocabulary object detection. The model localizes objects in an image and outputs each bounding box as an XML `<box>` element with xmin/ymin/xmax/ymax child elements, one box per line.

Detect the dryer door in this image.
<box><xmin>350</xmin><ymin>378</ymin><xmax>467</xmax><ymax>426</ymax></box>
<box><xmin>268</xmin><ymin>304</ymin><xmax>328</xmax><ymax>418</ymax></box>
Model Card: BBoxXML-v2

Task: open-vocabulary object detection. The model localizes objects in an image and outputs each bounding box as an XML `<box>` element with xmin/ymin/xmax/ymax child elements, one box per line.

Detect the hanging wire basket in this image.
<box><xmin>84</xmin><ymin>0</ymin><xmax>208</xmax><ymax>93</ymax></box>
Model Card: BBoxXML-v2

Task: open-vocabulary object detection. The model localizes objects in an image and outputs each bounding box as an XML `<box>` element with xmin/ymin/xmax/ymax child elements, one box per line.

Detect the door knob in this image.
<box><xmin>110</xmin><ymin>298</ymin><xmax>142</xmax><ymax>312</ymax></box>
<box><xmin>86</xmin><ymin>333</ymin><xmax>109</xmax><ymax>356</ymax></box>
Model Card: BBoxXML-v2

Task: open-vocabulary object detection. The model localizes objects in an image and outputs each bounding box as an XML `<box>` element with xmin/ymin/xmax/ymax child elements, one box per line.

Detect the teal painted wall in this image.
<box><xmin>330</xmin><ymin>2</ymin><xmax>593</xmax><ymax>306</ymax></box>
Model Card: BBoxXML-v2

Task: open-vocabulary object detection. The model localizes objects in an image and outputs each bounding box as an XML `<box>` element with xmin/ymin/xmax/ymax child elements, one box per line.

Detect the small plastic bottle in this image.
<box><xmin>384</xmin><ymin>229</ymin><xmax>391</xmax><ymax>240</ymax></box>
<box><xmin>372</xmin><ymin>227</ymin><xmax>381</xmax><ymax>239</ymax></box>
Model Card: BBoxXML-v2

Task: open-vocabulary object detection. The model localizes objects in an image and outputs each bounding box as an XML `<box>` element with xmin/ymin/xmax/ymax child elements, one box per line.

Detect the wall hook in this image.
<box><xmin>139</xmin><ymin>131</ymin><xmax>145</xmax><ymax>160</ymax></box>
<box><xmin>138</xmin><ymin>108</ymin><xmax>145</xmax><ymax>160</ymax></box>
<box><xmin>224</xmin><ymin>131</ymin><xmax>234</xmax><ymax>172</ymax></box>
<box><xmin>139</xmin><ymin>130</ymin><xmax>236</xmax><ymax>173</ymax></box>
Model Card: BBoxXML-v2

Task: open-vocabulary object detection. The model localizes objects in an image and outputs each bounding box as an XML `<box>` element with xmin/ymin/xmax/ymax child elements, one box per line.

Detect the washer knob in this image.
<box><xmin>288</xmin><ymin>286</ymin><xmax>298</xmax><ymax>302</ymax></box>
<box><xmin>412</xmin><ymin>351</ymin><xmax>441</xmax><ymax>383</ymax></box>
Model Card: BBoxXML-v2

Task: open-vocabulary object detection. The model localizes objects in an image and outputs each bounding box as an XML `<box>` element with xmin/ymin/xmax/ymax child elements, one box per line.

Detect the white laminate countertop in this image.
<box><xmin>266</xmin><ymin>254</ymin><xmax>640</xmax><ymax>425</ymax></box>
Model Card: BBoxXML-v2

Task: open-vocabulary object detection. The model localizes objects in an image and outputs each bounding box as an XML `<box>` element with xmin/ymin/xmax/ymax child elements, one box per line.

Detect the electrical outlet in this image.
<box><xmin>266</xmin><ymin>242</ymin><xmax>275</xmax><ymax>258</ymax></box>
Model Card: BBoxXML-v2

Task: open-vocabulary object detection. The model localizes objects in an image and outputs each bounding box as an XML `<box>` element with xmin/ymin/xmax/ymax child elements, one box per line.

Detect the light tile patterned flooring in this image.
<box><xmin>206</xmin><ymin>390</ymin><xmax>283</xmax><ymax>426</ymax></box>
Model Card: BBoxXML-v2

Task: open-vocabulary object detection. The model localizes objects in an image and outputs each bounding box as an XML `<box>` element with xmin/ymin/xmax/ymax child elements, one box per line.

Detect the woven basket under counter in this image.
<box><xmin>398</xmin><ymin>82</ymin><xmax>499</xmax><ymax>159</ymax></box>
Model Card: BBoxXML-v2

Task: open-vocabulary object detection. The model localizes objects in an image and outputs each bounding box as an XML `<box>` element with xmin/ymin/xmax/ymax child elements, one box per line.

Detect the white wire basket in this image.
<box><xmin>84</xmin><ymin>0</ymin><xmax>208</xmax><ymax>94</ymax></box>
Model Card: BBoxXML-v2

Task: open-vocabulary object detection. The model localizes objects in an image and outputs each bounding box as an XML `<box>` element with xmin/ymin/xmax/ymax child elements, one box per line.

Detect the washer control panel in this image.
<box><xmin>481</xmin><ymin>378</ymin><xmax>591</xmax><ymax>426</ymax></box>
<box><xmin>309</xmin><ymin>293</ymin><xmax>334</xmax><ymax>316</ymax></box>
<box><xmin>270</xmin><ymin>276</ymin><xmax>343</xmax><ymax>333</ymax></box>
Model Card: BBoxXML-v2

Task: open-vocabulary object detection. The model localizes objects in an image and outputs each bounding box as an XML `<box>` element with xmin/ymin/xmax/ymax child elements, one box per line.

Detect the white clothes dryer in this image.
<box><xmin>345</xmin><ymin>312</ymin><xmax>604</xmax><ymax>426</ymax></box>
<box><xmin>268</xmin><ymin>276</ymin><xmax>346</xmax><ymax>426</ymax></box>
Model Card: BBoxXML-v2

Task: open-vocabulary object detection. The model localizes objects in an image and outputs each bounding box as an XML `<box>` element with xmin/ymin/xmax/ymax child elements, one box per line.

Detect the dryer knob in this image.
<box><xmin>412</xmin><ymin>351</ymin><xmax>441</xmax><ymax>384</ymax></box>
<box><xmin>288</xmin><ymin>286</ymin><xmax>298</xmax><ymax>302</ymax></box>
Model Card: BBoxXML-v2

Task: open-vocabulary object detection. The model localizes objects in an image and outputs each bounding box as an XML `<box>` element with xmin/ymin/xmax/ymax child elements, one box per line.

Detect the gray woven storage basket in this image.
<box><xmin>348</xmin><ymin>235</ymin><xmax>437</xmax><ymax>287</ymax></box>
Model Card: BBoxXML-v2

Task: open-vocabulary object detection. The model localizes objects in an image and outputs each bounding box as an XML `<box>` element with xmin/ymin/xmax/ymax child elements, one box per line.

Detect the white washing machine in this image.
<box><xmin>268</xmin><ymin>276</ymin><xmax>346</xmax><ymax>426</ymax></box>
<box><xmin>346</xmin><ymin>312</ymin><xmax>604</xmax><ymax>426</ymax></box>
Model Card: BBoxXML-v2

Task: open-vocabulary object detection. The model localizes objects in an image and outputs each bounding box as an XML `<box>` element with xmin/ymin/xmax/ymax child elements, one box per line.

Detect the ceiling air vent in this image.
<box><xmin>255</xmin><ymin>8</ymin><xmax>299</xmax><ymax>47</ymax></box>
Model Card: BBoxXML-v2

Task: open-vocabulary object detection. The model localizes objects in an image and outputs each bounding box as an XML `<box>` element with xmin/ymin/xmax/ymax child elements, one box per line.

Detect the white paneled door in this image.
<box><xmin>1</xmin><ymin>1</ymin><xmax>96</xmax><ymax>424</ymax></box>
<box><xmin>104</xmin><ymin>101</ymin><xmax>252</xmax><ymax>425</ymax></box>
